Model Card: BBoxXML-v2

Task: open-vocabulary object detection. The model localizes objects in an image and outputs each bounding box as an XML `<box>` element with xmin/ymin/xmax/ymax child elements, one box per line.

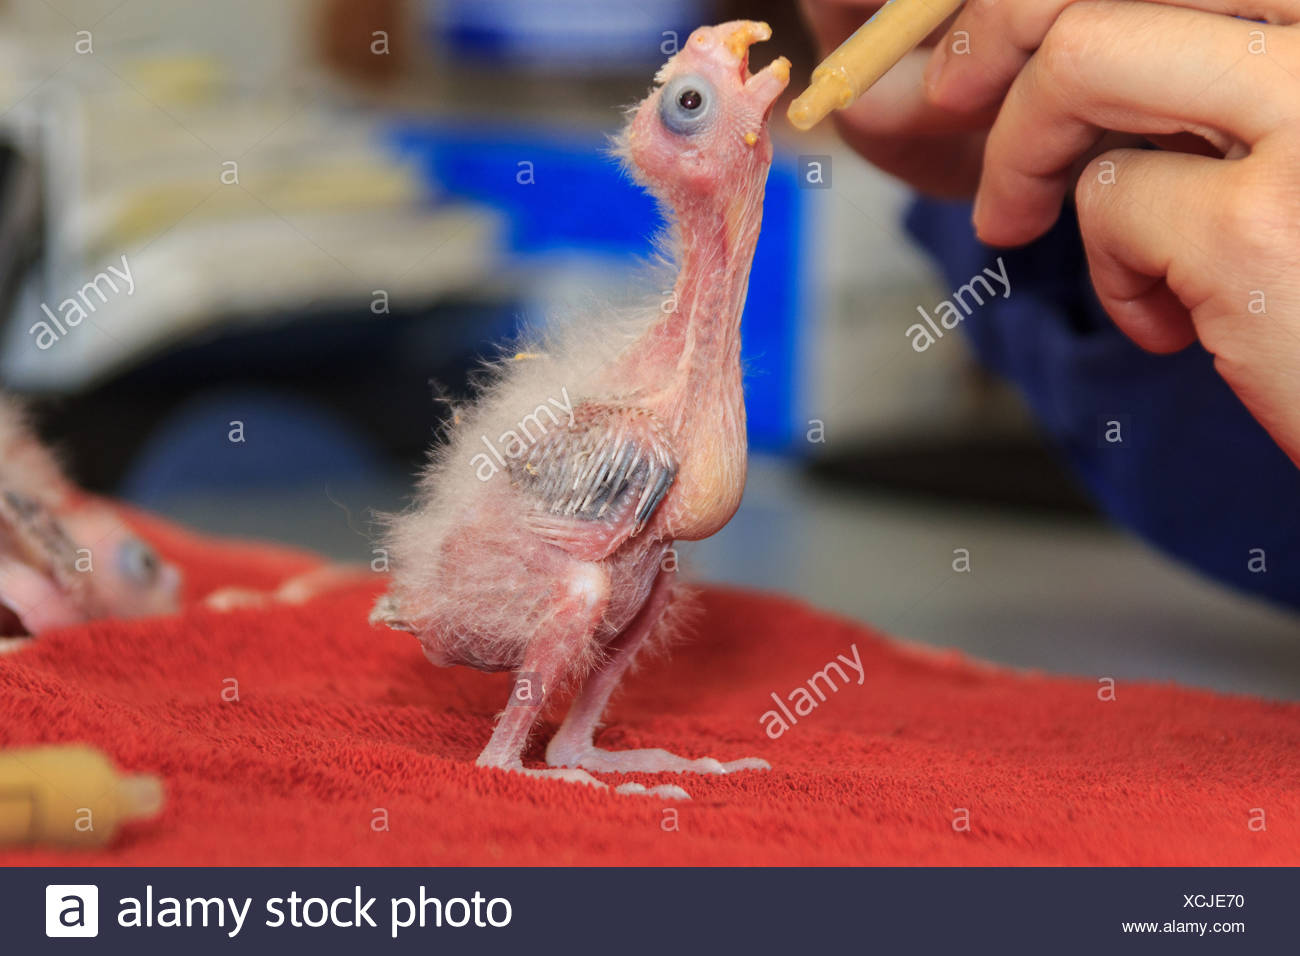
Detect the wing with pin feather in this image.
<box><xmin>511</xmin><ymin>402</ymin><xmax>677</xmax><ymax>561</ymax></box>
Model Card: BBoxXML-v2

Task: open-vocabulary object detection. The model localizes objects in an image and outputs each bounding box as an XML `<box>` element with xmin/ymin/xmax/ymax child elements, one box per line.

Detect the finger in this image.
<box><xmin>1079</xmin><ymin>146</ymin><xmax>1300</xmax><ymax>463</ymax></box>
<box><xmin>829</xmin><ymin>49</ymin><xmax>992</xmax><ymax>196</ymax></box>
<box><xmin>1075</xmin><ymin>149</ymin><xmax>1216</xmax><ymax>351</ymax></box>
<box><xmin>929</xmin><ymin>0</ymin><xmax>1300</xmax><ymax>113</ymax></box>
<box><xmin>835</xmin><ymin>47</ymin><xmax>995</xmax><ymax>137</ymax></box>
<box><xmin>974</xmin><ymin>3</ymin><xmax>1296</xmax><ymax>246</ymax></box>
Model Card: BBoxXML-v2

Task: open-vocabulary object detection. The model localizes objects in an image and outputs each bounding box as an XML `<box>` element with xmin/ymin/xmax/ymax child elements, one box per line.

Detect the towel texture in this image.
<box><xmin>2</xmin><ymin>511</ymin><xmax>1296</xmax><ymax>865</ymax></box>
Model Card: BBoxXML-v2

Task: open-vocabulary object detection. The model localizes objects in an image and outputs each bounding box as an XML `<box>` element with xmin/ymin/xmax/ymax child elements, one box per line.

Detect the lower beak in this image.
<box><xmin>748</xmin><ymin>56</ymin><xmax>792</xmax><ymax>113</ymax></box>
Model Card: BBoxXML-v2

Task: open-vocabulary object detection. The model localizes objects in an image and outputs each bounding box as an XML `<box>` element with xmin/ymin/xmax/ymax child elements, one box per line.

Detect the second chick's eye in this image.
<box><xmin>117</xmin><ymin>538</ymin><xmax>160</xmax><ymax>587</ymax></box>
<box><xmin>659</xmin><ymin>75</ymin><xmax>714</xmax><ymax>135</ymax></box>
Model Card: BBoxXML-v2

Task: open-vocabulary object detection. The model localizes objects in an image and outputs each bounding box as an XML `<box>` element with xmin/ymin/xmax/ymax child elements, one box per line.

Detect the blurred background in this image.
<box><xmin>0</xmin><ymin>0</ymin><xmax>1295</xmax><ymax>695</ymax></box>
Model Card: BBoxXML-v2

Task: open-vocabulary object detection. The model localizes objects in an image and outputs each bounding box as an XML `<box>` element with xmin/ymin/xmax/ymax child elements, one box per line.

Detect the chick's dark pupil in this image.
<box><xmin>678</xmin><ymin>89</ymin><xmax>702</xmax><ymax>111</ymax></box>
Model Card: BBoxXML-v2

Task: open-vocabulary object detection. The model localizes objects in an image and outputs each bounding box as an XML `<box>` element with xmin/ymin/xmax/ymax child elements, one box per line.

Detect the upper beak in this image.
<box><xmin>723</xmin><ymin>20</ymin><xmax>772</xmax><ymax>61</ymax></box>
<box><xmin>708</xmin><ymin>20</ymin><xmax>791</xmax><ymax>112</ymax></box>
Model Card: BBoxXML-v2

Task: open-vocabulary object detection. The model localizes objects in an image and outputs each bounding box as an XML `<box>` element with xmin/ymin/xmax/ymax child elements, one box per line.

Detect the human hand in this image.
<box><xmin>942</xmin><ymin>1</ymin><xmax>1300</xmax><ymax>466</ymax></box>
<box><xmin>798</xmin><ymin>0</ymin><xmax>995</xmax><ymax>196</ymax></box>
<box><xmin>801</xmin><ymin>0</ymin><xmax>1300</xmax><ymax>466</ymax></box>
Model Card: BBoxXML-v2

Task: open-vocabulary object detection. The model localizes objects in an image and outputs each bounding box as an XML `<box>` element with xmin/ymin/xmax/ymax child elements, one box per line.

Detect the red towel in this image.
<box><xmin>2</xmin><ymin>511</ymin><xmax>1296</xmax><ymax>865</ymax></box>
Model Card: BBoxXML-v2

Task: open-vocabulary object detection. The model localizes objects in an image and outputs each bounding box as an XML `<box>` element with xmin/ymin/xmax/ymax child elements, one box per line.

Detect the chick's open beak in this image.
<box><xmin>713</xmin><ymin>20</ymin><xmax>790</xmax><ymax>112</ymax></box>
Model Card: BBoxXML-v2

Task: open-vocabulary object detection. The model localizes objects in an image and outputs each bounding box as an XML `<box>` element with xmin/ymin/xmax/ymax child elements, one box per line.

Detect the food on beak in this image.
<box><xmin>724</xmin><ymin>20</ymin><xmax>772</xmax><ymax>60</ymax></box>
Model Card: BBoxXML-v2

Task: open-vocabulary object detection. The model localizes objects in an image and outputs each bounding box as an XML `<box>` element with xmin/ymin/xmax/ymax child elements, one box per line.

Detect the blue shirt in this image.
<box><xmin>906</xmin><ymin>197</ymin><xmax>1300</xmax><ymax>611</ymax></box>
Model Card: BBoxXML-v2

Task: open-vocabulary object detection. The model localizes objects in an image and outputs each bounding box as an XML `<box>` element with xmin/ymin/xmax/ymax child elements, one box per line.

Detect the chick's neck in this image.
<box><xmin>629</xmin><ymin>174</ymin><xmax>768</xmax><ymax>426</ymax></box>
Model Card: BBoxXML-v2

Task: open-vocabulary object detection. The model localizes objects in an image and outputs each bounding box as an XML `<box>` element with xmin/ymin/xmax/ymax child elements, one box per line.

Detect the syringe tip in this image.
<box><xmin>118</xmin><ymin>774</ymin><xmax>165</xmax><ymax>821</ymax></box>
<box><xmin>786</xmin><ymin>74</ymin><xmax>851</xmax><ymax>131</ymax></box>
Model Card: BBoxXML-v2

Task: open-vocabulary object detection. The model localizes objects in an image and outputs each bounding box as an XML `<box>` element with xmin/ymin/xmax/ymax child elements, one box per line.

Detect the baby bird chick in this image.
<box><xmin>0</xmin><ymin>398</ymin><xmax>181</xmax><ymax>640</ymax></box>
<box><xmin>372</xmin><ymin>22</ymin><xmax>790</xmax><ymax>798</ymax></box>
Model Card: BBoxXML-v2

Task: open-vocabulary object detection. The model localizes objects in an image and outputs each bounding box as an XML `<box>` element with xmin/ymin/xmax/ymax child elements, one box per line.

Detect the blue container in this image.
<box><xmin>385</xmin><ymin>119</ymin><xmax>808</xmax><ymax>452</ymax></box>
<box><xmin>428</xmin><ymin>0</ymin><xmax>706</xmax><ymax>70</ymax></box>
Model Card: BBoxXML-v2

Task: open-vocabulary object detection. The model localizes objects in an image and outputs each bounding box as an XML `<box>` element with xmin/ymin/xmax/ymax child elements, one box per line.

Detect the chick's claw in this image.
<box><xmin>478</xmin><ymin>763</ymin><xmax>690</xmax><ymax>800</ymax></box>
<box><xmin>549</xmin><ymin>746</ymin><xmax>771</xmax><ymax>776</ymax></box>
<box><xmin>616</xmin><ymin>781</ymin><xmax>692</xmax><ymax>801</ymax></box>
<box><xmin>478</xmin><ymin>762</ymin><xmax>611</xmax><ymax>792</ymax></box>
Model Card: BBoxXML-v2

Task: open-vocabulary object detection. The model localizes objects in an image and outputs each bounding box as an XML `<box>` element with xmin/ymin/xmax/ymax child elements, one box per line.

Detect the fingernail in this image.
<box><xmin>922</xmin><ymin>42</ymin><xmax>950</xmax><ymax>99</ymax></box>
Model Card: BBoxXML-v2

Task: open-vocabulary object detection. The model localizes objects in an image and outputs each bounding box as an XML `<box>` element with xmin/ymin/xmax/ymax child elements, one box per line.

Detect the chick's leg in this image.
<box><xmin>545</xmin><ymin>571</ymin><xmax>769</xmax><ymax>783</ymax></box>
<box><xmin>475</xmin><ymin>564</ymin><xmax>605</xmax><ymax>788</ymax></box>
<box><xmin>475</xmin><ymin>563</ymin><xmax>681</xmax><ymax>797</ymax></box>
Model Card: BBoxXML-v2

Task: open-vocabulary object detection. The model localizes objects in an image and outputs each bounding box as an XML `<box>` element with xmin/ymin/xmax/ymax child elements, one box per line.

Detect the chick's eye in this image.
<box><xmin>659</xmin><ymin>75</ymin><xmax>714</xmax><ymax>135</ymax></box>
<box><xmin>118</xmin><ymin>538</ymin><xmax>160</xmax><ymax>587</ymax></box>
